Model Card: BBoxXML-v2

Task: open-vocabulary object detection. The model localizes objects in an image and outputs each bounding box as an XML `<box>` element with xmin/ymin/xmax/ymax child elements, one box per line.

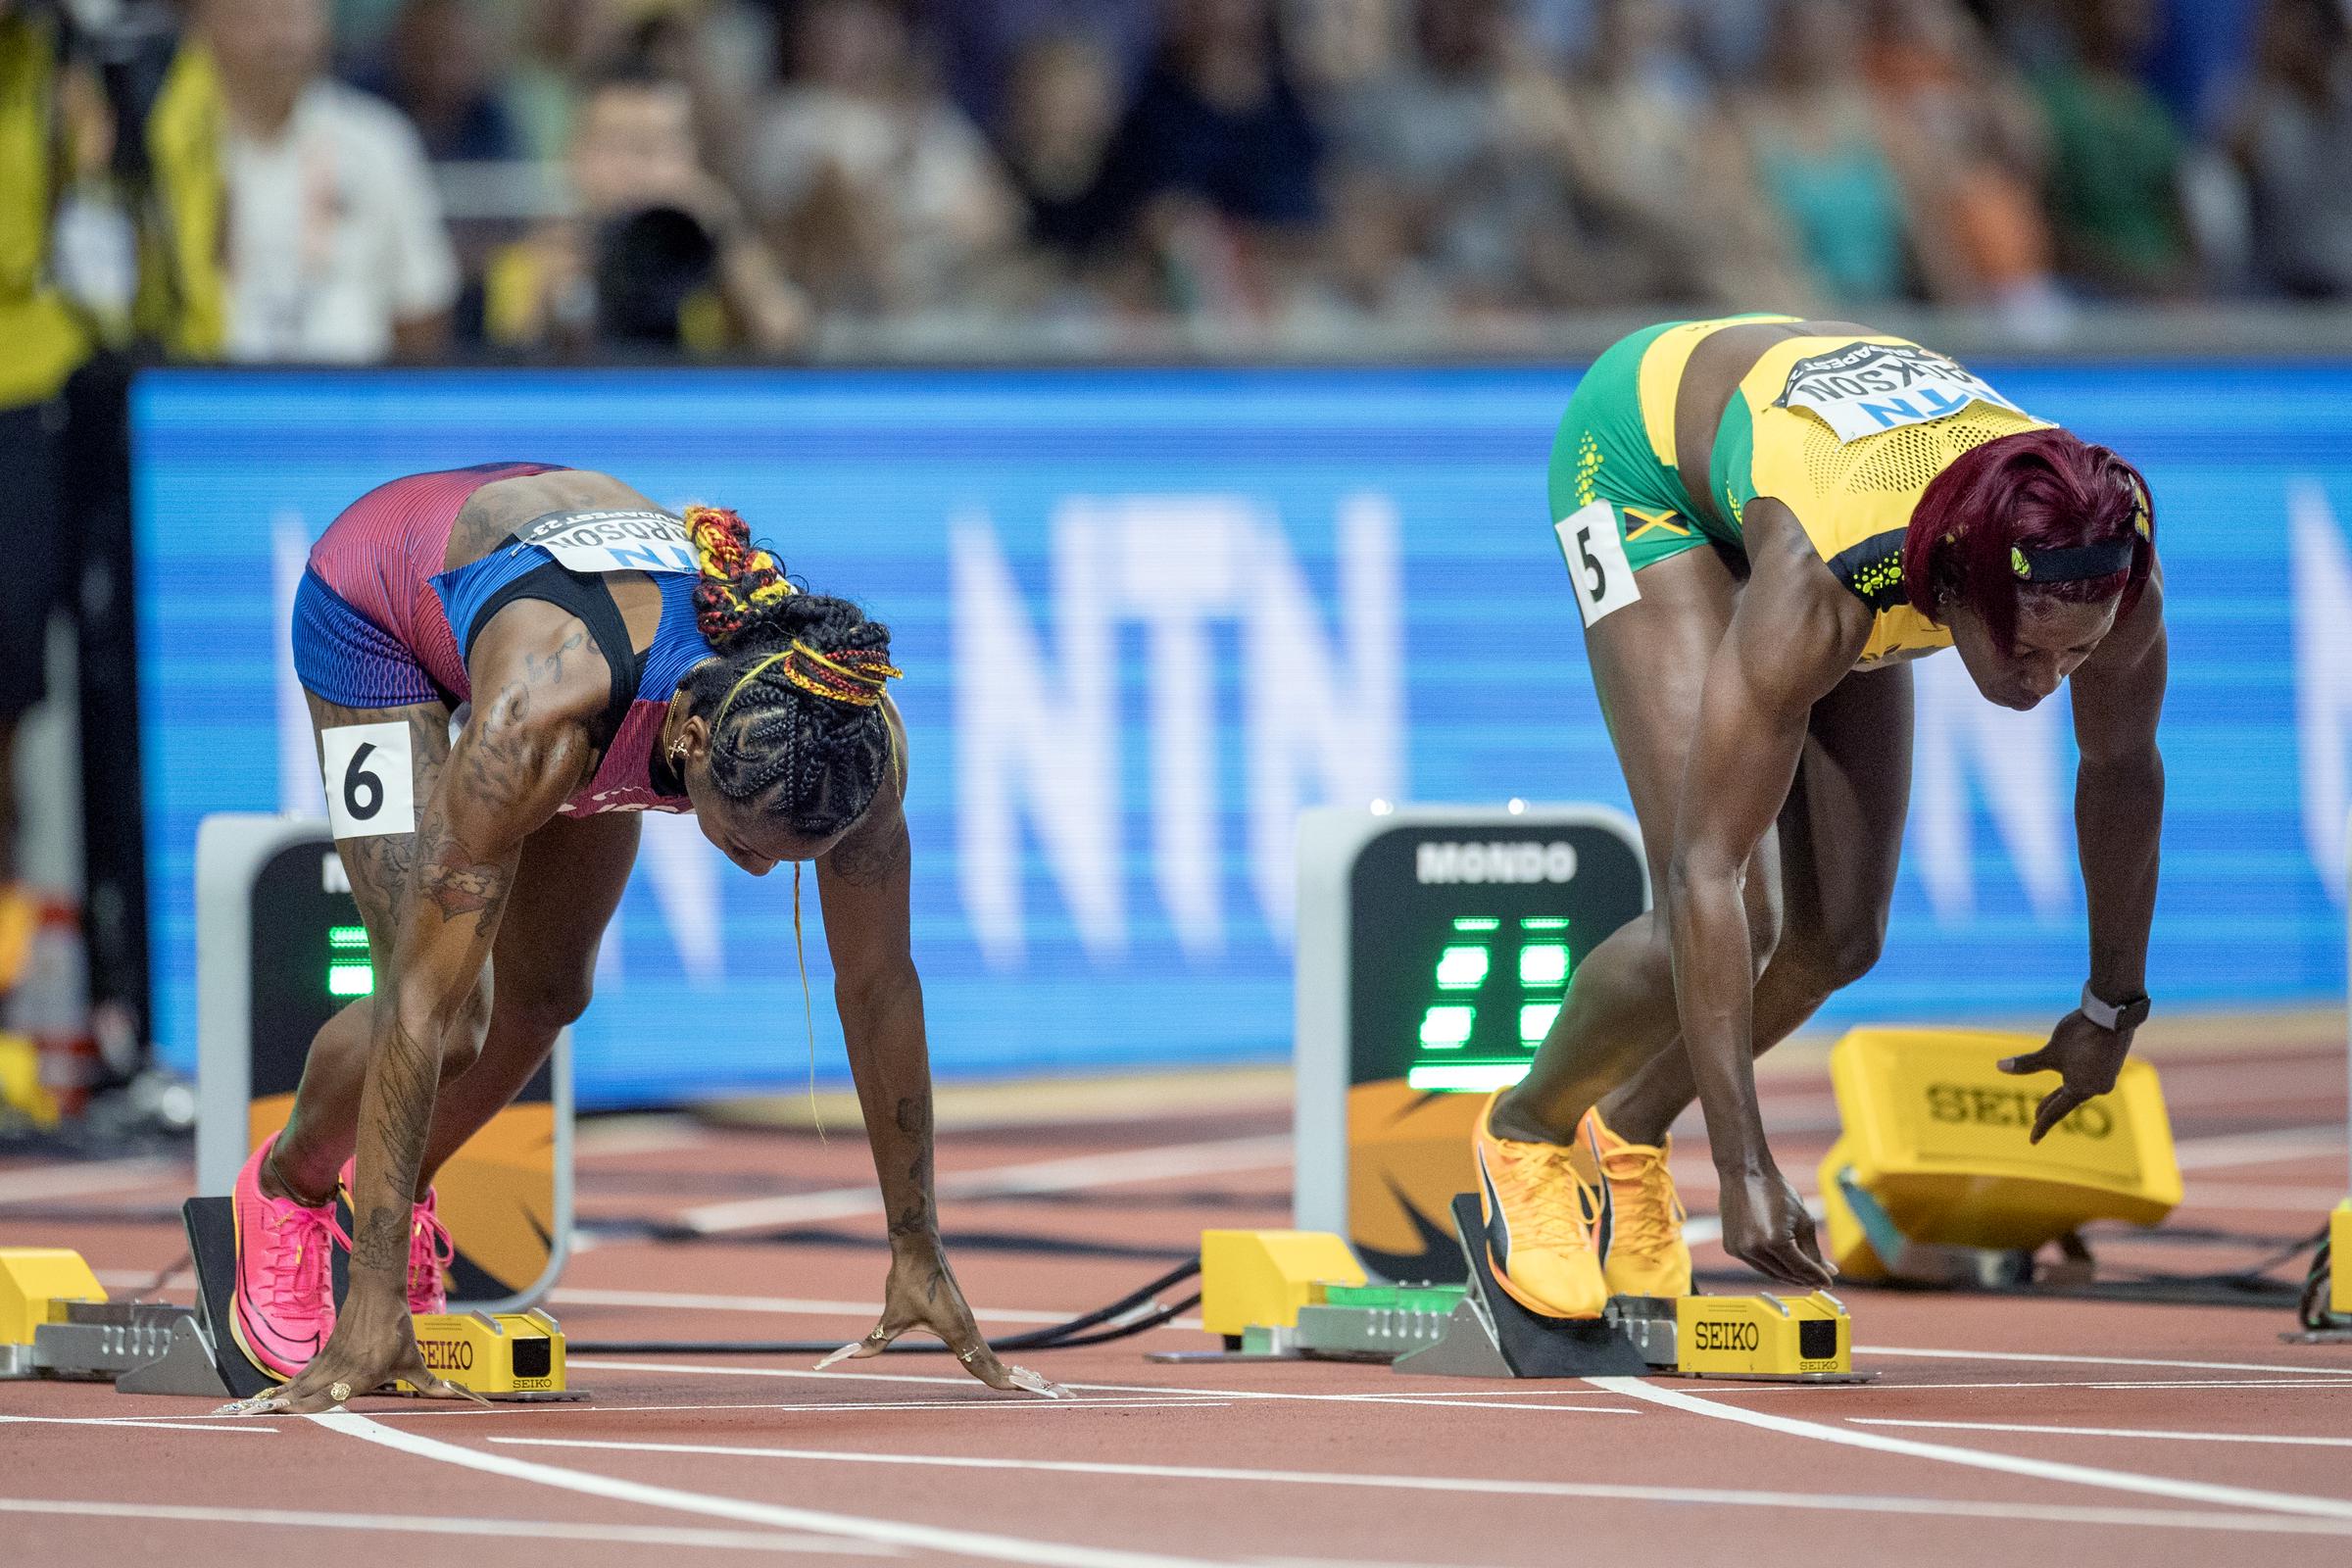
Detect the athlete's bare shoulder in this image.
<box><xmin>442</xmin><ymin>469</ymin><xmax>664</xmax><ymax>571</ymax></box>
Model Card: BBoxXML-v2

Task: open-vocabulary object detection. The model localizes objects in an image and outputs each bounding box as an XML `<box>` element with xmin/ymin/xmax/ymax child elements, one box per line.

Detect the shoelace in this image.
<box><xmin>261</xmin><ymin>1202</ymin><xmax>351</xmax><ymax>1309</ymax></box>
<box><xmin>1598</xmin><ymin>1145</ymin><xmax>1687</xmax><ymax>1255</ymax></box>
<box><xmin>1497</xmin><ymin>1141</ymin><xmax>1601</xmax><ymax>1250</ymax></box>
<box><xmin>408</xmin><ymin>1204</ymin><xmax>456</xmax><ymax>1306</ymax></box>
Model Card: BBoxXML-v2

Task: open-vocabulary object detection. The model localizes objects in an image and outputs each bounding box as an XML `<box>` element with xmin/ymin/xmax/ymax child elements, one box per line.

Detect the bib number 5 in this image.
<box><xmin>1555</xmin><ymin>500</ymin><xmax>1640</xmax><ymax>628</ymax></box>
<box><xmin>321</xmin><ymin>720</ymin><xmax>418</xmax><ymax>840</ymax></box>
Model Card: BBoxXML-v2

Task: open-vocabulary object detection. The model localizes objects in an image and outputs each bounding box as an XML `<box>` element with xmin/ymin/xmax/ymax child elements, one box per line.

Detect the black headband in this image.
<box><xmin>2009</xmin><ymin>539</ymin><xmax>2135</xmax><ymax>583</ymax></box>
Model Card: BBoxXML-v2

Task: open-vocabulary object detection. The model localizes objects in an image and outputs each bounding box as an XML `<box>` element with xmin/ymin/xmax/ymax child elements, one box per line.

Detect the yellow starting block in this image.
<box><xmin>401</xmin><ymin>1310</ymin><xmax>567</xmax><ymax>1397</ymax></box>
<box><xmin>1</xmin><ymin>1248</ymin><xmax>110</xmax><ymax>1376</ymax></box>
<box><xmin>1177</xmin><ymin>1218</ymin><xmax>1866</xmax><ymax>1382</ymax></box>
<box><xmin>2336</xmin><ymin>1201</ymin><xmax>2352</xmax><ymax>1318</ymax></box>
<box><xmin>1817</xmin><ymin>1026</ymin><xmax>2181</xmax><ymax>1286</ymax></box>
<box><xmin>1667</xmin><ymin>1293</ymin><xmax>1851</xmax><ymax>1379</ymax></box>
<box><xmin>1199</xmin><ymin>1229</ymin><xmax>1366</xmax><ymax>1342</ymax></box>
<box><xmin>6</xmin><ymin>1205</ymin><xmax>583</xmax><ymax>1401</ymax></box>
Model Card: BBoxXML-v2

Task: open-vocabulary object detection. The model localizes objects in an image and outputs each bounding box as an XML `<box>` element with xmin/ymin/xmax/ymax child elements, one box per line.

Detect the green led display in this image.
<box><xmin>1418</xmin><ymin>1004</ymin><xmax>1476</xmax><ymax>1049</ymax></box>
<box><xmin>1435</xmin><ymin>945</ymin><xmax>1490</xmax><ymax>990</ymax></box>
<box><xmin>328</xmin><ymin>925</ymin><xmax>368</xmax><ymax>951</ymax></box>
<box><xmin>327</xmin><ymin>962</ymin><xmax>375</xmax><ymax>998</ymax></box>
<box><xmin>1519</xmin><ymin>943</ymin><xmax>1568</xmax><ymax>987</ymax></box>
<box><xmin>1406</xmin><ymin>918</ymin><xmax>1574</xmax><ymax>1093</ymax></box>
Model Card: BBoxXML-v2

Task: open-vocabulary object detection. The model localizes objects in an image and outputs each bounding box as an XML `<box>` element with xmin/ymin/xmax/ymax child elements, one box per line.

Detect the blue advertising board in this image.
<box><xmin>132</xmin><ymin>364</ymin><xmax>2352</xmax><ymax>1107</ymax></box>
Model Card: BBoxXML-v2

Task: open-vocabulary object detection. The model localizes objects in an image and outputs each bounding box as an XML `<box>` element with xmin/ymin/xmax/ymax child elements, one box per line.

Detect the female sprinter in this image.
<box><xmin>1475</xmin><ymin>317</ymin><xmax>2164</xmax><ymax>1317</ymax></box>
<box><xmin>228</xmin><ymin>464</ymin><xmax>1058</xmax><ymax>1410</ymax></box>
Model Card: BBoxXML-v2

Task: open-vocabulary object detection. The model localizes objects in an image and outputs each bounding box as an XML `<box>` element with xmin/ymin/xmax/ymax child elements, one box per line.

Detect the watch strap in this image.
<box><xmin>2080</xmin><ymin>983</ymin><xmax>2150</xmax><ymax>1032</ymax></box>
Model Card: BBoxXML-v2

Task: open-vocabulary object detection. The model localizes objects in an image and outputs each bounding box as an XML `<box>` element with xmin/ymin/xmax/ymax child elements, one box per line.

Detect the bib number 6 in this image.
<box><xmin>1555</xmin><ymin>500</ymin><xmax>1640</xmax><ymax>628</ymax></box>
<box><xmin>321</xmin><ymin>720</ymin><xmax>418</xmax><ymax>840</ymax></box>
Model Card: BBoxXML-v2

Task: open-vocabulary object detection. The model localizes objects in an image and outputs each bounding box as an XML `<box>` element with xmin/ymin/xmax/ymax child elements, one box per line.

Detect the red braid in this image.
<box><xmin>1902</xmin><ymin>428</ymin><xmax>2154</xmax><ymax>650</ymax></box>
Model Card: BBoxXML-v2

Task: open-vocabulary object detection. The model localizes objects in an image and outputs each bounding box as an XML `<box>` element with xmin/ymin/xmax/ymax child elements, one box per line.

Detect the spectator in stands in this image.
<box><xmin>483</xmin><ymin>63</ymin><xmax>808</xmax><ymax>353</ymax></box>
<box><xmin>1320</xmin><ymin>0</ymin><xmax>1677</xmax><ymax>311</ymax></box>
<box><xmin>1555</xmin><ymin>0</ymin><xmax>1803</xmax><ymax>308</ymax></box>
<box><xmin>747</xmin><ymin>0</ymin><xmax>1015</xmax><ymax>316</ymax></box>
<box><xmin>920</xmin><ymin>0</ymin><xmax>1157</xmax><ymax>133</ymax></box>
<box><xmin>2228</xmin><ymin>0</ymin><xmax>2352</xmax><ymax>298</ymax></box>
<box><xmin>506</xmin><ymin>0</ymin><xmax>635</xmax><ymax>161</ymax></box>
<box><xmin>204</xmin><ymin>0</ymin><xmax>460</xmax><ymax>360</ymax></box>
<box><xmin>1071</xmin><ymin>0</ymin><xmax>1323</xmax><ymax>278</ymax></box>
<box><xmin>1865</xmin><ymin>0</ymin><xmax>2061</xmax><ymax>318</ymax></box>
<box><xmin>1733</xmin><ymin>0</ymin><xmax>1918</xmax><ymax>305</ymax></box>
<box><xmin>998</xmin><ymin>30</ymin><xmax>1123</xmax><ymax>259</ymax></box>
<box><xmin>2032</xmin><ymin>0</ymin><xmax>2197</xmax><ymax>296</ymax></box>
<box><xmin>352</xmin><ymin>0</ymin><xmax>520</xmax><ymax>161</ymax></box>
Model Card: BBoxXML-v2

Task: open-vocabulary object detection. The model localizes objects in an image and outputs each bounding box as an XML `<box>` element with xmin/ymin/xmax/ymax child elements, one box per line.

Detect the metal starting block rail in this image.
<box><xmin>0</xmin><ymin>1200</ymin><xmax>580</xmax><ymax>1402</ymax></box>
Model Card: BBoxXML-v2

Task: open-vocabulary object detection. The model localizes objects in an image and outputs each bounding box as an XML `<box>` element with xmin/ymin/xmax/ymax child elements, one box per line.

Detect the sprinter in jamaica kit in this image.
<box><xmin>1475</xmin><ymin>317</ymin><xmax>2165</xmax><ymax>1318</ymax></box>
<box><xmin>229</xmin><ymin>464</ymin><xmax>1061</xmax><ymax>1410</ymax></box>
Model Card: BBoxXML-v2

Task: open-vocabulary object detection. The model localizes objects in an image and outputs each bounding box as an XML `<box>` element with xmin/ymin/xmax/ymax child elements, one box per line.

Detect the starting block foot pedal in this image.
<box><xmin>1392</xmin><ymin>1195</ymin><xmax>1870</xmax><ymax>1383</ymax></box>
<box><xmin>1392</xmin><ymin>1196</ymin><xmax>1652</xmax><ymax>1378</ymax></box>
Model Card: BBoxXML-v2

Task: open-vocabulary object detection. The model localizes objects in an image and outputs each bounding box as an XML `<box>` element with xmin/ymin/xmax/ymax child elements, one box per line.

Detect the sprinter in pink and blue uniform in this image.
<box><xmin>236</xmin><ymin>464</ymin><xmax>1060</xmax><ymax>1412</ymax></box>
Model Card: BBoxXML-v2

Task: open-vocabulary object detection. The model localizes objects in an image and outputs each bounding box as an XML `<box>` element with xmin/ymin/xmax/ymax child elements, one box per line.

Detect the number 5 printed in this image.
<box><xmin>320</xmin><ymin>720</ymin><xmax>418</xmax><ymax>840</ymax></box>
<box><xmin>1554</xmin><ymin>500</ymin><xmax>1640</xmax><ymax>628</ymax></box>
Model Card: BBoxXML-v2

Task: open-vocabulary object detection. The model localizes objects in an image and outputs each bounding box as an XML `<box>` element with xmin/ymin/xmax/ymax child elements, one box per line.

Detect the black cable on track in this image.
<box><xmin>572</xmin><ymin>1259</ymin><xmax>1203</xmax><ymax>1356</ymax></box>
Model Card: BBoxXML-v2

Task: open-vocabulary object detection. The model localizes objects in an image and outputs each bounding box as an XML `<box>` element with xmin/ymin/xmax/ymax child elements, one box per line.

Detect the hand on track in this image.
<box><xmin>817</xmin><ymin>1246</ymin><xmax>1068</xmax><ymax>1398</ymax></box>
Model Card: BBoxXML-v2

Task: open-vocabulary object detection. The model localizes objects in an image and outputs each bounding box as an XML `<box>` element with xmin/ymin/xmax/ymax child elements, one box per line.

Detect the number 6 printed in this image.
<box><xmin>321</xmin><ymin>721</ymin><xmax>417</xmax><ymax>840</ymax></box>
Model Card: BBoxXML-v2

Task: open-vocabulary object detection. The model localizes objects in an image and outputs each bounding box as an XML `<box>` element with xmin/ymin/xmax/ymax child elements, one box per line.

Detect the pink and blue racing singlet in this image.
<box><xmin>292</xmin><ymin>464</ymin><xmax>715</xmax><ymax>817</ymax></box>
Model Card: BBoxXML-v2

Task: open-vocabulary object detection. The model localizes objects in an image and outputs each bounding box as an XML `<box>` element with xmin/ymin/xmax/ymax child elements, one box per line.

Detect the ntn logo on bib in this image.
<box><xmin>1774</xmin><ymin>343</ymin><xmax>2027</xmax><ymax>443</ymax></box>
<box><xmin>516</xmin><ymin>509</ymin><xmax>699</xmax><ymax>576</ymax></box>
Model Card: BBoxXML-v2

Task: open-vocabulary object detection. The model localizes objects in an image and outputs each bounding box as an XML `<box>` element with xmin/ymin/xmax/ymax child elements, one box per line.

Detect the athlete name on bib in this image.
<box><xmin>1773</xmin><ymin>343</ymin><xmax>2025</xmax><ymax>443</ymax></box>
<box><xmin>516</xmin><ymin>509</ymin><xmax>699</xmax><ymax>576</ymax></box>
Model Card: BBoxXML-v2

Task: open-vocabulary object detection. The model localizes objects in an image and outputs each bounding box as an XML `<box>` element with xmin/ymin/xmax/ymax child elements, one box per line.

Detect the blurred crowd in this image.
<box><xmin>14</xmin><ymin>0</ymin><xmax>2352</xmax><ymax>367</ymax></box>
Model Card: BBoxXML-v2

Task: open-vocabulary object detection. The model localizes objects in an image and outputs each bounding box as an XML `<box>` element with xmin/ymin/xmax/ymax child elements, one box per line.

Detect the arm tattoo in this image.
<box><xmin>887</xmin><ymin>1095</ymin><xmax>936</xmax><ymax>1244</ymax></box>
<box><xmin>415</xmin><ymin>807</ymin><xmax>509</xmax><ymax>922</ymax></box>
<box><xmin>829</xmin><ymin>814</ymin><xmax>909</xmax><ymax>890</ymax></box>
<box><xmin>419</xmin><ymin>851</ymin><xmax>504</xmax><ymax>920</ymax></box>
<box><xmin>350</xmin><ymin>1017</ymin><xmax>441</xmax><ymax>1272</ymax></box>
<box><xmin>523</xmin><ymin>629</ymin><xmax>587</xmax><ymax>689</ymax></box>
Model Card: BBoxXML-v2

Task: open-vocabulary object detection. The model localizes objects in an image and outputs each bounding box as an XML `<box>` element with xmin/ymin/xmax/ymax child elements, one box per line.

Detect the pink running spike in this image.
<box><xmin>229</xmin><ymin>1136</ymin><xmax>351</xmax><ymax>1379</ymax></box>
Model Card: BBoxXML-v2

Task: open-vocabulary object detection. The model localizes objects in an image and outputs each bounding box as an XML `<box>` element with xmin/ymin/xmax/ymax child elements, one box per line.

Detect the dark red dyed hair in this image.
<box><xmin>1902</xmin><ymin>427</ymin><xmax>2155</xmax><ymax>650</ymax></box>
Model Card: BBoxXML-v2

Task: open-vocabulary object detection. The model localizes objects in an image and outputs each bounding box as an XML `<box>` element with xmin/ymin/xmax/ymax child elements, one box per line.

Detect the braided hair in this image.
<box><xmin>680</xmin><ymin>506</ymin><xmax>901</xmax><ymax>838</ymax></box>
<box><xmin>1903</xmin><ymin>428</ymin><xmax>2155</xmax><ymax>652</ymax></box>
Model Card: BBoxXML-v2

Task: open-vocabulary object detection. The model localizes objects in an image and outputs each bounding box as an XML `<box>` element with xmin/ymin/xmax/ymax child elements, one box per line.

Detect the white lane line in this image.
<box><xmin>1854</xmin><ymin>1346</ymin><xmax>2352</xmax><ymax>1378</ymax></box>
<box><xmin>551</xmin><ymin>1287</ymin><xmax>1075</xmax><ymax>1326</ymax></box>
<box><xmin>0</xmin><ymin>1414</ymin><xmax>276</xmax><ymax>1434</ymax></box>
<box><xmin>1590</xmin><ymin>1377</ymin><xmax>2352</xmax><ymax>1521</ymax></box>
<box><xmin>0</xmin><ymin>1157</ymin><xmax>182</xmax><ymax>1203</ymax></box>
<box><xmin>1695</xmin><ymin>1378</ymin><xmax>2352</xmax><ymax>1396</ymax></box>
<box><xmin>479</xmin><ymin>1436</ymin><xmax>2352</xmax><ymax>1539</ymax></box>
<box><xmin>1852</xmin><ymin>1419</ymin><xmax>2352</xmax><ymax>1448</ymax></box>
<box><xmin>2172</xmin><ymin>1126</ymin><xmax>2345</xmax><ymax>1171</ymax></box>
<box><xmin>0</xmin><ymin>1497</ymin><xmax>885</xmax><ymax>1554</ymax></box>
<box><xmin>679</xmin><ymin>1134</ymin><xmax>1291</xmax><ymax>1235</ymax></box>
<box><xmin>318</xmin><ymin>1411</ymin><xmax>1232</xmax><ymax>1568</ymax></box>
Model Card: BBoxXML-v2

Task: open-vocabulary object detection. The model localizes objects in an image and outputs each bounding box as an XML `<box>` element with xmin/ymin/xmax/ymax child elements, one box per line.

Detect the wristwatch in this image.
<box><xmin>2080</xmin><ymin>983</ymin><xmax>2152</xmax><ymax>1033</ymax></box>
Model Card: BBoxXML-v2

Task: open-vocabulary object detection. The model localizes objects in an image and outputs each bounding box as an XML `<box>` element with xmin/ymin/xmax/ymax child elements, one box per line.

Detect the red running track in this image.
<box><xmin>2</xmin><ymin>1033</ymin><xmax>2348</xmax><ymax>1568</ymax></box>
